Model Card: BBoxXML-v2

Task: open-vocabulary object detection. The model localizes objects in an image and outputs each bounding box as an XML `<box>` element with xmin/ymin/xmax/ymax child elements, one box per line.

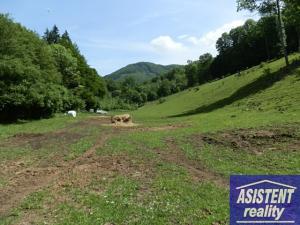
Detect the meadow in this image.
<box><xmin>0</xmin><ymin>54</ymin><xmax>300</xmax><ymax>225</ymax></box>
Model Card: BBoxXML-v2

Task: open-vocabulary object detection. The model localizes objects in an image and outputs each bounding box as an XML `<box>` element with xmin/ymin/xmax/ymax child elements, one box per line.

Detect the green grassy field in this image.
<box><xmin>0</xmin><ymin>54</ymin><xmax>300</xmax><ymax>225</ymax></box>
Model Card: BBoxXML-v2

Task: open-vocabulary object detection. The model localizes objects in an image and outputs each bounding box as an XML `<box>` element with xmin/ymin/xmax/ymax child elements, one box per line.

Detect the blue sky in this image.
<box><xmin>2</xmin><ymin>0</ymin><xmax>255</xmax><ymax>75</ymax></box>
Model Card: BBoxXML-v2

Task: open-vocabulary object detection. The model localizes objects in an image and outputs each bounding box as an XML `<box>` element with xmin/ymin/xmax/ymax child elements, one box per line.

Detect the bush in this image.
<box><xmin>99</xmin><ymin>96</ymin><xmax>137</xmax><ymax>111</ymax></box>
<box><xmin>158</xmin><ymin>98</ymin><xmax>166</xmax><ymax>104</ymax></box>
<box><xmin>260</xmin><ymin>62</ymin><xmax>267</xmax><ymax>68</ymax></box>
<box><xmin>263</xmin><ymin>67</ymin><xmax>271</xmax><ymax>76</ymax></box>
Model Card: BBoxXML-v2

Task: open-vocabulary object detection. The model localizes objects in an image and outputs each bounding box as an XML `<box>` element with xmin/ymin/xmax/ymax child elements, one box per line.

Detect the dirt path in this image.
<box><xmin>154</xmin><ymin>137</ymin><xmax>228</xmax><ymax>188</ymax></box>
<box><xmin>0</xmin><ymin>117</ymin><xmax>115</xmax><ymax>217</ymax></box>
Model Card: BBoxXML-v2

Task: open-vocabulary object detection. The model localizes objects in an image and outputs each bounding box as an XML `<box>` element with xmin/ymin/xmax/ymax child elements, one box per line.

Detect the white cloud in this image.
<box><xmin>178</xmin><ymin>20</ymin><xmax>245</xmax><ymax>57</ymax></box>
<box><xmin>150</xmin><ymin>36</ymin><xmax>185</xmax><ymax>52</ymax></box>
<box><xmin>183</xmin><ymin>20</ymin><xmax>245</xmax><ymax>53</ymax></box>
<box><xmin>148</xmin><ymin>20</ymin><xmax>245</xmax><ymax>65</ymax></box>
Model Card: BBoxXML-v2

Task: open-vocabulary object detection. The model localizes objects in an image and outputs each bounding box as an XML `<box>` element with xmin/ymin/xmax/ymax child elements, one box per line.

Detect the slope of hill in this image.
<box><xmin>105</xmin><ymin>62</ymin><xmax>181</xmax><ymax>83</ymax></box>
<box><xmin>133</xmin><ymin>54</ymin><xmax>300</xmax><ymax>124</ymax></box>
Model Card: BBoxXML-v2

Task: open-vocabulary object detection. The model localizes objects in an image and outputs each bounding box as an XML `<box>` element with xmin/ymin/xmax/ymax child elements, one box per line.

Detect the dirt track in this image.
<box><xmin>156</xmin><ymin>137</ymin><xmax>228</xmax><ymax>188</ymax></box>
<box><xmin>0</xmin><ymin>117</ymin><xmax>115</xmax><ymax>216</ymax></box>
<box><xmin>0</xmin><ymin>117</ymin><xmax>191</xmax><ymax>219</ymax></box>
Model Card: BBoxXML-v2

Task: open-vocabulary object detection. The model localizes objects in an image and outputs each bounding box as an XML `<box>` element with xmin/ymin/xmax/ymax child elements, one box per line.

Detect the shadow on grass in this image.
<box><xmin>0</xmin><ymin>115</ymin><xmax>53</xmax><ymax>125</ymax></box>
<box><xmin>0</xmin><ymin>119</ymin><xmax>33</xmax><ymax>125</ymax></box>
<box><xmin>169</xmin><ymin>60</ymin><xmax>300</xmax><ymax>118</ymax></box>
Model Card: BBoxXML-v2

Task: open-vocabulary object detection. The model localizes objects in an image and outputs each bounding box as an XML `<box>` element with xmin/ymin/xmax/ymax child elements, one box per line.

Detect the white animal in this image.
<box><xmin>67</xmin><ymin>110</ymin><xmax>77</xmax><ymax>118</ymax></box>
<box><xmin>96</xmin><ymin>109</ymin><xmax>108</xmax><ymax>115</ymax></box>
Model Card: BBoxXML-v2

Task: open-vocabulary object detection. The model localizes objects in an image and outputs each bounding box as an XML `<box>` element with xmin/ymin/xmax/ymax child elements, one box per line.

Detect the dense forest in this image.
<box><xmin>0</xmin><ymin>0</ymin><xmax>299</xmax><ymax>121</ymax></box>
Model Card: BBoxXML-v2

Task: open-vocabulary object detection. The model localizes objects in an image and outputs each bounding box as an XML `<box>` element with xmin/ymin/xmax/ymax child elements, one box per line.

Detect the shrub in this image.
<box><xmin>158</xmin><ymin>98</ymin><xmax>166</xmax><ymax>104</ymax></box>
<box><xmin>263</xmin><ymin>67</ymin><xmax>271</xmax><ymax>76</ymax></box>
<box><xmin>260</xmin><ymin>62</ymin><xmax>267</xmax><ymax>68</ymax></box>
<box><xmin>99</xmin><ymin>96</ymin><xmax>137</xmax><ymax>111</ymax></box>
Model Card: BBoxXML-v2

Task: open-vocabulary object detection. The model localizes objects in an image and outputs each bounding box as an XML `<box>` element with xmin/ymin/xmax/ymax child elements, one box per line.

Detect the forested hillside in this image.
<box><xmin>0</xmin><ymin>15</ymin><xmax>106</xmax><ymax>121</ymax></box>
<box><xmin>106</xmin><ymin>62</ymin><xmax>180</xmax><ymax>83</ymax></box>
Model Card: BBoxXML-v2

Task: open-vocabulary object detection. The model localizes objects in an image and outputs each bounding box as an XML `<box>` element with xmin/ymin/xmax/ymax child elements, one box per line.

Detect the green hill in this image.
<box><xmin>105</xmin><ymin>62</ymin><xmax>181</xmax><ymax>83</ymax></box>
<box><xmin>133</xmin><ymin>54</ymin><xmax>300</xmax><ymax>125</ymax></box>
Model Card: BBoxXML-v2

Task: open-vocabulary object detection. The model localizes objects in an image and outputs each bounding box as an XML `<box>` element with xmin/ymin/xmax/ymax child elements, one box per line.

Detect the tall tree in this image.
<box><xmin>257</xmin><ymin>16</ymin><xmax>280</xmax><ymax>60</ymax></box>
<box><xmin>216</xmin><ymin>33</ymin><xmax>233</xmax><ymax>54</ymax></box>
<box><xmin>284</xmin><ymin>0</ymin><xmax>300</xmax><ymax>52</ymax></box>
<box><xmin>185</xmin><ymin>61</ymin><xmax>198</xmax><ymax>87</ymax></box>
<box><xmin>197</xmin><ymin>53</ymin><xmax>214</xmax><ymax>84</ymax></box>
<box><xmin>276</xmin><ymin>0</ymin><xmax>289</xmax><ymax>65</ymax></box>
<box><xmin>49</xmin><ymin>44</ymin><xmax>81</xmax><ymax>89</ymax></box>
<box><xmin>59</xmin><ymin>30</ymin><xmax>73</xmax><ymax>49</ymax></box>
<box><xmin>43</xmin><ymin>25</ymin><xmax>60</xmax><ymax>44</ymax></box>
<box><xmin>237</xmin><ymin>0</ymin><xmax>289</xmax><ymax>66</ymax></box>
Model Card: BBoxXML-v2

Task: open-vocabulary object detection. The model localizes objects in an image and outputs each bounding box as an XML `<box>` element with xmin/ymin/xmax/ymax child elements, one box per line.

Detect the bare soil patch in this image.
<box><xmin>0</xmin><ymin>116</ymin><xmax>112</xmax><ymax>150</ymax></box>
<box><xmin>103</xmin><ymin>122</ymin><xmax>187</xmax><ymax>132</ymax></box>
<box><xmin>104</xmin><ymin>121</ymin><xmax>139</xmax><ymax>128</ymax></box>
<box><xmin>153</xmin><ymin>137</ymin><xmax>228</xmax><ymax>188</ymax></box>
<box><xmin>5</xmin><ymin>131</ymin><xmax>84</xmax><ymax>150</ymax></box>
<box><xmin>191</xmin><ymin>125</ymin><xmax>300</xmax><ymax>154</ymax></box>
<box><xmin>0</xmin><ymin>166</ymin><xmax>59</xmax><ymax>216</ymax></box>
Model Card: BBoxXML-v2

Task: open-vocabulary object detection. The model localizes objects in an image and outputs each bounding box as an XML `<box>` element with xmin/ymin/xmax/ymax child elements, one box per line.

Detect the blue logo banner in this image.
<box><xmin>230</xmin><ymin>175</ymin><xmax>300</xmax><ymax>225</ymax></box>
